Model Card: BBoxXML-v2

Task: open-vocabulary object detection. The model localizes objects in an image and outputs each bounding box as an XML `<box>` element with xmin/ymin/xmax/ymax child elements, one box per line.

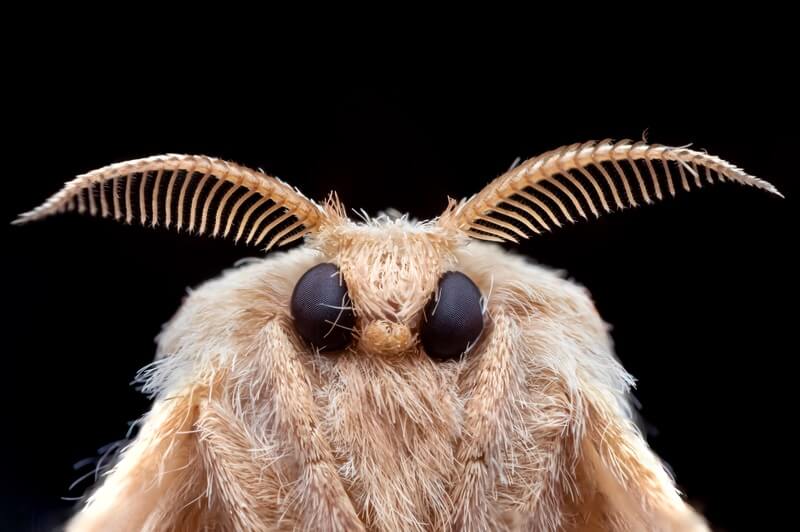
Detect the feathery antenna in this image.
<box><xmin>14</xmin><ymin>154</ymin><xmax>327</xmax><ymax>250</ymax></box>
<box><xmin>441</xmin><ymin>140</ymin><xmax>781</xmax><ymax>242</ymax></box>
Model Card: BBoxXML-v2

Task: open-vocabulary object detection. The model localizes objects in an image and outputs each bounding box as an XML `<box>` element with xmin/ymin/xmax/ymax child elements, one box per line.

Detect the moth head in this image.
<box><xmin>16</xmin><ymin>141</ymin><xmax>781</xmax><ymax>363</ymax></box>
<box><xmin>304</xmin><ymin>214</ymin><xmax>480</xmax><ymax>359</ymax></box>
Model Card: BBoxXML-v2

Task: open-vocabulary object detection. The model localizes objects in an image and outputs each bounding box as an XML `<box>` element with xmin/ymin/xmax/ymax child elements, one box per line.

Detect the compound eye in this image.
<box><xmin>421</xmin><ymin>271</ymin><xmax>484</xmax><ymax>360</ymax></box>
<box><xmin>291</xmin><ymin>263</ymin><xmax>355</xmax><ymax>351</ymax></box>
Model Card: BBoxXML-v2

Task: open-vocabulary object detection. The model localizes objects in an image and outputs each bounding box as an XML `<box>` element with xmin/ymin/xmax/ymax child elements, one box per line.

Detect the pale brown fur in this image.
<box><xmin>68</xmin><ymin>227</ymin><xmax>704</xmax><ymax>531</ymax></box>
<box><xmin>16</xmin><ymin>142</ymin><xmax>779</xmax><ymax>531</ymax></box>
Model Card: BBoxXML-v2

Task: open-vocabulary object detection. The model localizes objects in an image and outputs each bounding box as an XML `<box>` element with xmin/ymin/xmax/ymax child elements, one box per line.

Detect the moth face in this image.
<box><xmin>291</xmin><ymin>219</ymin><xmax>487</xmax><ymax>361</ymax></box>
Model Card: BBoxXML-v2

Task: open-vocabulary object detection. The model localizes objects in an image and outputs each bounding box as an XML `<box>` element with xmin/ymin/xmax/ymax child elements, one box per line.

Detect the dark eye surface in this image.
<box><xmin>421</xmin><ymin>271</ymin><xmax>484</xmax><ymax>360</ymax></box>
<box><xmin>291</xmin><ymin>263</ymin><xmax>355</xmax><ymax>351</ymax></box>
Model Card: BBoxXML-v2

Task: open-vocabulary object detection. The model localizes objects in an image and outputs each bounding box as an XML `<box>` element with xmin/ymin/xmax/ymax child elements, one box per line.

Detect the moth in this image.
<box><xmin>16</xmin><ymin>140</ymin><xmax>780</xmax><ymax>531</ymax></box>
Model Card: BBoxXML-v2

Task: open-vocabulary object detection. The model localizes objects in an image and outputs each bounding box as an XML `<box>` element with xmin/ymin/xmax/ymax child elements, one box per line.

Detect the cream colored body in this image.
<box><xmin>70</xmin><ymin>224</ymin><xmax>704</xmax><ymax>531</ymax></box>
<box><xmin>16</xmin><ymin>140</ymin><xmax>778</xmax><ymax>530</ymax></box>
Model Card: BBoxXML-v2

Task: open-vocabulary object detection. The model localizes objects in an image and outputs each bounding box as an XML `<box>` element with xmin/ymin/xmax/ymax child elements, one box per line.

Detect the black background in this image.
<box><xmin>3</xmin><ymin>31</ymin><xmax>797</xmax><ymax>531</ymax></box>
